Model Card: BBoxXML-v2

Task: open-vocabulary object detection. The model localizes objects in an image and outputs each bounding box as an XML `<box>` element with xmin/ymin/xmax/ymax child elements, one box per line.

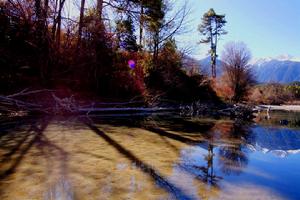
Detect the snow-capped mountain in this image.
<box><xmin>251</xmin><ymin>57</ymin><xmax>300</xmax><ymax>83</ymax></box>
<box><xmin>199</xmin><ymin>55</ymin><xmax>300</xmax><ymax>83</ymax></box>
<box><xmin>251</xmin><ymin>55</ymin><xmax>300</xmax><ymax>65</ymax></box>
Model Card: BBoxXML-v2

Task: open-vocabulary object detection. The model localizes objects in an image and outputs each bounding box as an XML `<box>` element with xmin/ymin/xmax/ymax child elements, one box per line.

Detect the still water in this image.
<box><xmin>0</xmin><ymin>111</ymin><xmax>300</xmax><ymax>200</ymax></box>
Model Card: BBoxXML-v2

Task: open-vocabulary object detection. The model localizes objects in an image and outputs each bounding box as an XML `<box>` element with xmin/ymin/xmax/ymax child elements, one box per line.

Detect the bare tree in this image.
<box><xmin>221</xmin><ymin>42</ymin><xmax>256</xmax><ymax>102</ymax></box>
<box><xmin>151</xmin><ymin>0</ymin><xmax>190</xmax><ymax>64</ymax></box>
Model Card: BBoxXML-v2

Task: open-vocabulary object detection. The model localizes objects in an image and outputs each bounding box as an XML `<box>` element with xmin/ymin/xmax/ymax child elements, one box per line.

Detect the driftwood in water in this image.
<box><xmin>0</xmin><ymin>95</ymin><xmax>44</xmax><ymax>116</ymax></box>
<box><xmin>180</xmin><ymin>101</ymin><xmax>255</xmax><ymax>120</ymax></box>
<box><xmin>0</xmin><ymin>89</ymin><xmax>255</xmax><ymax>120</ymax></box>
<box><xmin>0</xmin><ymin>89</ymin><xmax>178</xmax><ymax>116</ymax></box>
<box><xmin>218</xmin><ymin>104</ymin><xmax>256</xmax><ymax>120</ymax></box>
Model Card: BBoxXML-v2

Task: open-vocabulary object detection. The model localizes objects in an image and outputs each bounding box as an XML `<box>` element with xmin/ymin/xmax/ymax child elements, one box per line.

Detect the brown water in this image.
<box><xmin>0</xmin><ymin>113</ymin><xmax>300</xmax><ymax>200</ymax></box>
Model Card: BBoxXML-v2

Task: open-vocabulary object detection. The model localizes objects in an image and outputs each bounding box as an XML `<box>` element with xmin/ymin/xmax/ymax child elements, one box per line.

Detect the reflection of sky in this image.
<box><xmin>220</xmin><ymin>149</ymin><xmax>300</xmax><ymax>200</ymax></box>
<box><xmin>168</xmin><ymin>146</ymin><xmax>218</xmax><ymax>199</ymax></box>
<box><xmin>173</xmin><ymin>125</ymin><xmax>300</xmax><ymax>200</ymax></box>
<box><xmin>251</xmin><ymin>126</ymin><xmax>300</xmax><ymax>152</ymax></box>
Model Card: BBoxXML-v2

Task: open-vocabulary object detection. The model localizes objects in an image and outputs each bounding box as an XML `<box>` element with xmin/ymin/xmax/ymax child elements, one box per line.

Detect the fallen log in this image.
<box><xmin>0</xmin><ymin>89</ymin><xmax>255</xmax><ymax>120</ymax></box>
<box><xmin>6</xmin><ymin>89</ymin><xmax>55</xmax><ymax>98</ymax></box>
<box><xmin>78</xmin><ymin>107</ymin><xmax>179</xmax><ymax>115</ymax></box>
<box><xmin>0</xmin><ymin>90</ymin><xmax>179</xmax><ymax>116</ymax></box>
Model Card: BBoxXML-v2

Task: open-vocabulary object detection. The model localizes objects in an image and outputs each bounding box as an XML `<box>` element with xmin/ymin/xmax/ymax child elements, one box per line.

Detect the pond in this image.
<box><xmin>0</xmin><ymin>111</ymin><xmax>300</xmax><ymax>200</ymax></box>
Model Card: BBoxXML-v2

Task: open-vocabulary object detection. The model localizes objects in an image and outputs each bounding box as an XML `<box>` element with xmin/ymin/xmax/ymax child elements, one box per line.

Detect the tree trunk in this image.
<box><xmin>97</xmin><ymin>0</ymin><xmax>103</xmax><ymax>20</ymax></box>
<box><xmin>35</xmin><ymin>0</ymin><xmax>41</xmax><ymax>22</ymax></box>
<box><xmin>209</xmin><ymin>25</ymin><xmax>216</xmax><ymax>79</ymax></box>
<box><xmin>139</xmin><ymin>4</ymin><xmax>144</xmax><ymax>48</ymax></box>
<box><xmin>77</xmin><ymin>0</ymin><xmax>86</xmax><ymax>49</ymax></box>
<box><xmin>56</xmin><ymin>0</ymin><xmax>64</xmax><ymax>49</ymax></box>
<box><xmin>44</xmin><ymin>0</ymin><xmax>49</xmax><ymax>22</ymax></box>
<box><xmin>56</xmin><ymin>13</ymin><xmax>61</xmax><ymax>49</ymax></box>
<box><xmin>35</xmin><ymin>0</ymin><xmax>49</xmax><ymax>81</ymax></box>
<box><xmin>51</xmin><ymin>0</ymin><xmax>59</xmax><ymax>40</ymax></box>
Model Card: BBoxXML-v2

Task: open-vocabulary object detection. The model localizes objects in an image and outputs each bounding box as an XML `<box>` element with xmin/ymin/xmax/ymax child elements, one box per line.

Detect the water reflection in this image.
<box><xmin>176</xmin><ymin>122</ymin><xmax>252</xmax><ymax>194</ymax></box>
<box><xmin>0</xmin><ymin>113</ymin><xmax>299</xmax><ymax>199</ymax></box>
<box><xmin>255</xmin><ymin>110</ymin><xmax>300</xmax><ymax>128</ymax></box>
<box><xmin>217</xmin><ymin>123</ymin><xmax>251</xmax><ymax>175</ymax></box>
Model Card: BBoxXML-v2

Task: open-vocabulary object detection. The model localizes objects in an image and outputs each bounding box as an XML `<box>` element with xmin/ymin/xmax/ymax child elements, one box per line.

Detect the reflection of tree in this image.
<box><xmin>219</xmin><ymin>146</ymin><xmax>248</xmax><ymax>175</ymax></box>
<box><xmin>188</xmin><ymin>122</ymin><xmax>252</xmax><ymax>185</ymax></box>
<box><xmin>200</xmin><ymin>144</ymin><xmax>222</xmax><ymax>187</ymax></box>
<box><xmin>178</xmin><ymin>143</ymin><xmax>224</xmax><ymax>200</ymax></box>
<box><xmin>184</xmin><ymin>122</ymin><xmax>251</xmax><ymax>184</ymax></box>
<box><xmin>180</xmin><ymin>145</ymin><xmax>222</xmax><ymax>189</ymax></box>
<box><xmin>217</xmin><ymin>123</ymin><xmax>251</xmax><ymax>175</ymax></box>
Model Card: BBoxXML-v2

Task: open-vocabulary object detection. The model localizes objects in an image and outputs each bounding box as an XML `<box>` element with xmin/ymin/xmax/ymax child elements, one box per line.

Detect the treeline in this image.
<box><xmin>0</xmin><ymin>0</ymin><xmax>218</xmax><ymax>103</ymax></box>
<box><xmin>249</xmin><ymin>82</ymin><xmax>300</xmax><ymax>105</ymax></box>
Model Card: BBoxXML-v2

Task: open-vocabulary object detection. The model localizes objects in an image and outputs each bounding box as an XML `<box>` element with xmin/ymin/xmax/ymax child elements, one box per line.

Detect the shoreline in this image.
<box><xmin>257</xmin><ymin>105</ymin><xmax>300</xmax><ymax>112</ymax></box>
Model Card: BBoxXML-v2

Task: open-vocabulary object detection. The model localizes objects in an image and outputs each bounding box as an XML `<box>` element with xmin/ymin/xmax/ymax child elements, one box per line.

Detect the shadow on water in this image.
<box><xmin>87</xmin><ymin>115</ymin><xmax>215</xmax><ymax>145</ymax></box>
<box><xmin>0</xmin><ymin>117</ymin><xmax>38</xmax><ymax>139</ymax></box>
<box><xmin>0</xmin><ymin>117</ymin><xmax>50</xmax><ymax>179</ymax></box>
<box><xmin>0</xmin><ymin>116</ymin><xmax>75</xmax><ymax>200</ymax></box>
<box><xmin>145</xmin><ymin>126</ymin><xmax>201</xmax><ymax>144</ymax></box>
<box><xmin>83</xmin><ymin>119</ymin><xmax>196</xmax><ymax>200</ymax></box>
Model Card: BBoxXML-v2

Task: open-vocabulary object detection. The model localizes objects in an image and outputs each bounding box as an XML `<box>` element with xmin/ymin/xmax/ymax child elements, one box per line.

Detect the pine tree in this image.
<box><xmin>198</xmin><ymin>8</ymin><xmax>227</xmax><ymax>78</ymax></box>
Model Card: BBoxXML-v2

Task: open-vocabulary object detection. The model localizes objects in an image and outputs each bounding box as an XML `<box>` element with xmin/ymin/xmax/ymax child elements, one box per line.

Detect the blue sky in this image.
<box><xmin>176</xmin><ymin>0</ymin><xmax>300</xmax><ymax>60</ymax></box>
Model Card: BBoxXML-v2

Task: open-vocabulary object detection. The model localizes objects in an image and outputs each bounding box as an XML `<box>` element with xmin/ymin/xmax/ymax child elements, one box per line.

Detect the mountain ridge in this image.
<box><xmin>198</xmin><ymin>57</ymin><xmax>300</xmax><ymax>83</ymax></box>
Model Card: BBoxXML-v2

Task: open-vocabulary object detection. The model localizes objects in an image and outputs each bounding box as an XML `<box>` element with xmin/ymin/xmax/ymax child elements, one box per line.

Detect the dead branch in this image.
<box><xmin>0</xmin><ymin>90</ymin><xmax>180</xmax><ymax>116</ymax></box>
<box><xmin>52</xmin><ymin>93</ymin><xmax>78</xmax><ymax>114</ymax></box>
<box><xmin>7</xmin><ymin>89</ymin><xmax>55</xmax><ymax>98</ymax></box>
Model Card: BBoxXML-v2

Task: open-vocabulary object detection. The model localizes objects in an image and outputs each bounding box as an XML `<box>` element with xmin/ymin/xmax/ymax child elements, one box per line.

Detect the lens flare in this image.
<box><xmin>128</xmin><ymin>60</ymin><xmax>136</xmax><ymax>69</ymax></box>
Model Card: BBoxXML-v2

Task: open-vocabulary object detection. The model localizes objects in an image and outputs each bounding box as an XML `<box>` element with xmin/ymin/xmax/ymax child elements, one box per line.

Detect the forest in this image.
<box><xmin>0</xmin><ymin>0</ymin><xmax>298</xmax><ymax>116</ymax></box>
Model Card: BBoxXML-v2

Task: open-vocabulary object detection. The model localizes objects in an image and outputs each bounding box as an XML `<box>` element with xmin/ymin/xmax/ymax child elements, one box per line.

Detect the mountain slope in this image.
<box><xmin>199</xmin><ymin>57</ymin><xmax>223</xmax><ymax>77</ymax></box>
<box><xmin>252</xmin><ymin>60</ymin><xmax>300</xmax><ymax>83</ymax></box>
<box><xmin>199</xmin><ymin>57</ymin><xmax>300</xmax><ymax>83</ymax></box>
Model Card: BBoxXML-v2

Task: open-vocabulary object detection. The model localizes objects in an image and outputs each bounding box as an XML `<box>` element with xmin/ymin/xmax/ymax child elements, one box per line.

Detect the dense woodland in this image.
<box><xmin>0</xmin><ymin>0</ymin><xmax>220</xmax><ymax>105</ymax></box>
